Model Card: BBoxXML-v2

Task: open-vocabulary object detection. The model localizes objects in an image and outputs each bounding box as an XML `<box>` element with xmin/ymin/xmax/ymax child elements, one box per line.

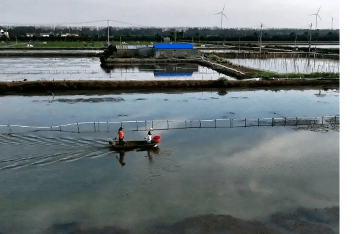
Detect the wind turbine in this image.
<box><xmin>214</xmin><ymin>4</ymin><xmax>228</xmax><ymax>29</ymax></box>
<box><xmin>331</xmin><ymin>17</ymin><xmax>336</xmax><ymax>30</ymax></box>
<box><xmin>309</xmin><ymin>6</ymin><xmax>322</xmax><ymax>29</ymax></box>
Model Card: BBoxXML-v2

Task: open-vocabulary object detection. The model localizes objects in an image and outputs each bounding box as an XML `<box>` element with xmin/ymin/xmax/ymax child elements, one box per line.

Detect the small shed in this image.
<box><xmin>153</xmin><ymin>43</ymin><xmax>199</xmax><ymax>59</ymax></box>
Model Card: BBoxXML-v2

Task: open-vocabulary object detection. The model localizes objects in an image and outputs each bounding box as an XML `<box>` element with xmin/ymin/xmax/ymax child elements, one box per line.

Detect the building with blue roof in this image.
<box><xmin>154</xmin><ymin>43</ymin><xmax>194</xmax><ymax>50</ymax></box>
<box><xmin>153</xmin><ymin>43</ymin><xmax>199</xmax><ymax>59</ymax></box>
<box><xmin>112</xmin><ymin>42</ymin><xmax>199</xmax><ymax>59</ymax></box>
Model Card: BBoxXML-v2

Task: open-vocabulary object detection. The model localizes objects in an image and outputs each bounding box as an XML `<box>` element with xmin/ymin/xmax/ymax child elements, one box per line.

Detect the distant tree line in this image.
<box><xmin>0</xmin><ymin>26</ymin><xmax>339</xmax><ymax>42</ymax></box>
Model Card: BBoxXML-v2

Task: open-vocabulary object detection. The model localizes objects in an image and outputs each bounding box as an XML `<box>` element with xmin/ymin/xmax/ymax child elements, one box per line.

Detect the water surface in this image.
<box><xmin>0</xmin><ymin>89</ymin><xmax>340</xmax><ymax>234</ymax></box>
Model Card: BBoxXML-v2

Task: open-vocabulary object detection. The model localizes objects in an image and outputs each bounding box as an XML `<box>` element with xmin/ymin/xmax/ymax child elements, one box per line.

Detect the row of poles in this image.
<box><xmin>0</xmin><ymin>116</ymin><xmax>339</xmax><ymax>134</ymax></box>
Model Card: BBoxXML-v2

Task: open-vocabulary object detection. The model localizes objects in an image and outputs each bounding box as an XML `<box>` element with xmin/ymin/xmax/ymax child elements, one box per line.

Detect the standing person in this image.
<box><xmin>118</xmin><ymin>127</ymin><xmax>124</xmax><ymax>145</ymax></box>
<box><xmin>145</xmin><ymin>128</ymin><xmax>153</xmax><ymax>143</ymax></box>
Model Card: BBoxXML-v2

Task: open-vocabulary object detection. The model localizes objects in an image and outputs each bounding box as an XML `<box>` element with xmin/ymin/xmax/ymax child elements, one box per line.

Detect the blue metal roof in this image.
<box><xmin>154</xmin><ymin>72</ymin><xmax>193</xmax><ymax>77</ymax></box>
<box><xmin>154</xmin><ymin>43</ymin><xmax>194</xmax><ymax>50</ymax></box>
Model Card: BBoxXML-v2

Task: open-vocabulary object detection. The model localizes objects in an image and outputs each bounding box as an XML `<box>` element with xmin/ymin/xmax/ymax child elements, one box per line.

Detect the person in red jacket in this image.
<box><xmin>117</xmin><ymin>127</ymin><xmax>125</xmax><ymax>145</ymax></box>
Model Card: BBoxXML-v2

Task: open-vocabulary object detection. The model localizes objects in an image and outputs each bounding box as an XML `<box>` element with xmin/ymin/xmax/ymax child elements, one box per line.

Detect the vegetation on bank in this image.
<box><xmin>0</xmin><ymin>79</ymin><xmax>339</xmax><ymax>95</ymax></box>
<box><xmin>0</xmin><ymin>41</ymin><xmax>104</xmax><ymax>48</ymax></box>
<box><xmin>253</xmin><ymin>72</ymin><xmax>340</xmax><ymax>79</ymax></box>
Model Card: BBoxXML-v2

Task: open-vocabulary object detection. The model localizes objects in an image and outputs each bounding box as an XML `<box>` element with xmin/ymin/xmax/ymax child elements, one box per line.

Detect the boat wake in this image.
<box><xmin>0</xmin><ymin>133</ymin><xmax>112</xmax><ymax>171</ymax></box>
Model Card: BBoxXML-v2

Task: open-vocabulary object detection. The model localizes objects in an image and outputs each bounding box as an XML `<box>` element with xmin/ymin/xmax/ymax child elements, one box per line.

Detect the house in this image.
<box><xmin>0</xmin><ymin>29</ymin><xmax>10</xmax><ymax>39</ymax></box>
<box><xmin>153</xmin><ymin>43</ymin><xmax>199</xmax><ymax>59</ymax></box>
<box><xmin>40</xmin><ymin>33</ymin><xmax>51</xmax><ymax>37</ymax></box>
<box><xmin>61</xmin><ymin>33</ymin><xmax>79</xmax><ymax>37</ymax></box>
<box><xmin>108</xmin><ymin>43</ymin><xmax>199</xmax><ymax>59</ymax></box>
<box><xmin>115</xmin><ymin>44</ymin><xmax>153</xmax><ymax>58</ymax></box>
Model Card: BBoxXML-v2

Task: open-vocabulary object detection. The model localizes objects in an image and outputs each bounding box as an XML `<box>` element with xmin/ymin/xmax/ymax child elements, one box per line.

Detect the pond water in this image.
<box><xmin>0</xmin><ymin>89</ymin><xmax>340</xmax><ymax>234</ymax></box>
<box><xmin>227</xmin><ymin>58</ymin><xmax>340</xmax><ymax>74</ymax></box>
<box><xmin>0</xmin><ymin>58</ymin><xmax>229</xmax><ymax>81</ymax></box>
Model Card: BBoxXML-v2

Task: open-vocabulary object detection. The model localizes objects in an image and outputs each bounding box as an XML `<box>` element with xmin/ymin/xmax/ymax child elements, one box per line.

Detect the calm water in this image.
<box><xmin>0</xmin><ymin>58</ymin><xmax>229</xmax><ymax>81</ymax></box>
<box><xmin>0</xmin><ymin>89</ymin><xmax>339</xmax><ymax>234</ymax></box>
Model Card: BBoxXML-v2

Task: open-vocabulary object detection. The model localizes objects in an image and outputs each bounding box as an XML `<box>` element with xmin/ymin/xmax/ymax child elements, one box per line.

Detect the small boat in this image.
<box><xmin>109</xmin><ymin>135</ymin><xmax>161</xmax><ymax>150</ymax></box>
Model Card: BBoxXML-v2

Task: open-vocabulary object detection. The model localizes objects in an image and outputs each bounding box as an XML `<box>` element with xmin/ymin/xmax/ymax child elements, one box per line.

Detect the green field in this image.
<box><xmin>0</xmin><ymin>41</ymin><xmax>105</xmax><ymax>48</ymax></box>
<box><xmin>0</xmin><ymin>40</ymin><xmax>153</xmax><ymax>48</ymax></box>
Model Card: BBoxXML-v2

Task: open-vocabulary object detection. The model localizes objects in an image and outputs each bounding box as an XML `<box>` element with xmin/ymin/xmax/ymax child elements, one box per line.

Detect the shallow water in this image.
<box><xmin>228</xmin><ymin>58</ymin><xmax>340</xmax><ymax>74</ymax></box>
<box><xmin>0</xmin><ymin>58</ymin><xmax>229</xmax><ymax>81</ymax></box>
<box><xmin>0</xmin><ymin>89</ymin><xmax>340</xmax><ymax>234</ymax></box>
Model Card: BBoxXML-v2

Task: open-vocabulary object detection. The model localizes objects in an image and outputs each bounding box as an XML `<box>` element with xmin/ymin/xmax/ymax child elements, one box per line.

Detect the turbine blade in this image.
<box><xmin>317</xmin><ymin>6</ymin><xmax>321</xmax><ymax>13</ymax></box>
<box><xmin>222</xmin><ymin>4</ymin><xmax>226</xmax><ymax>12</ymax></box>
<box><xmin>222</xmin><ymin>13</ymin><xmax>228</xmax><ymax>19</ymax></box>
<box><xmin>318</xmin><ymin>15</ymin><xmax>322</xmax><ymax>20</ymax></box>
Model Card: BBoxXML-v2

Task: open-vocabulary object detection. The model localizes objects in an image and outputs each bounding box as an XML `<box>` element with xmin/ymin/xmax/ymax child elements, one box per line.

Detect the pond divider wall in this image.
<box><xmin>0</xmin><ymin>79</ymin><xmax>339</xmax><ymax>95</ymax></box>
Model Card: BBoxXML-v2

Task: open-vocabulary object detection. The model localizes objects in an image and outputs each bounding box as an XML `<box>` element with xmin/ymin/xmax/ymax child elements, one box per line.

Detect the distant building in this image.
<box><xmin>0</xmin><ymin>29</ymin><xmax>10</xmax><ymax>39</ymax></box>
<box><xmin>26</xmin><ymin>33</ymin><xmax>36</xmax><ymax>37</ymax></box>
<box><xmin>163</xmin><ymin>37</ymin><xmax>171</xmax><ymax>42</ymax></box>
<box><xmin>61</xmin><ymin>33</ymin><xmax>79</xmax><ymax>37</ymax></box>
<box><xmin>153</xmin><ymin>43</ymin><xmax>199</xmax><ymax>59</ymax></box>
<box><xmin>40</xmin><ymin>33</ymin><xmax>51</xmax><ymax>37</ymax></box>
<box><xmin>111</xmin><ymin>43</ymin><xmax>199</xmax><ymax>59</ymax></box>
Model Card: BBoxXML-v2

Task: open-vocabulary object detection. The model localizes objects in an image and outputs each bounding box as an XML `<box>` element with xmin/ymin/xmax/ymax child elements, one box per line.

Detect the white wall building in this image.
<box><xmin>0</xmin><ymin>29</ymin><xmax>10</xmax><ymax>39</ymax></box>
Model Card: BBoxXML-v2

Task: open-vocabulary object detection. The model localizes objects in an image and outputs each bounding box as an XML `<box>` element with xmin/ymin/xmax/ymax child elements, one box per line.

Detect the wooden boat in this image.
<box><xmin>109</xmin><ymin>135</ymin><xmax>161</xmax><ymax>151</ymax></box>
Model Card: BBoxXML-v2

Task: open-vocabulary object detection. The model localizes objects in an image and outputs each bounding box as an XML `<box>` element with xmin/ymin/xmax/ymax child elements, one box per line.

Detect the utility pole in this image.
<box><xmin>107</xmin><ymin>19</ymin><xmax>110</xmax><ymax>45</ymax></box>
<box><xmin>259</xmin><ymin>23</ymin><xmax>263</xmax><ymax>54</ymax></box>
<box><xmin>308</xmin><ymin>23</ymin><xmax>312</xmax><ymax>54</ymax></box>
<box><xmin>238</xmin><ymin>37</ymin><xmax>240</xmax><ymax>53</ymax></box>
<box><xmin>294</xmin><ymin>33</ymin><xmax>297</xmax><ymax>50</ymax></box>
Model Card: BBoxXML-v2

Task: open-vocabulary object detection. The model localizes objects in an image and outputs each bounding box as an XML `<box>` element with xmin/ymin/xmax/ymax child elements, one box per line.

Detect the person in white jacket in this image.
<box><xmin>145</xmin><ymin>128</ymin><xmax>153</xmax><ymax>143</ymax></box>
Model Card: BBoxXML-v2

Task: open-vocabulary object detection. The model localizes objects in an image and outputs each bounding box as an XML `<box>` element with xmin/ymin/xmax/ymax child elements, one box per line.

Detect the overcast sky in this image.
<box><xmin>0</xmin><ymin>0</ymin><xmax>340</xmax><ymax>29</ymax></box>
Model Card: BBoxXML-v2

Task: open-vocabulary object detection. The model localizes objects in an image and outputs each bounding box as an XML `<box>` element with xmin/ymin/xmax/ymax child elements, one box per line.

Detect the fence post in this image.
<box><xmin>258</xmin><ymin>118</ymin><xmax>260</xmax><ymax>127</ymax></box>
<box><xmin>296</xmin><ymin>117</ymin><xmax>298</xmax><ymax>126</ymax></box>
<box><xmin>136</xmin><ymin>121</ymin><xmax>138</xmax><ymax>131</ymax></box>
<box><xmin>322</xmin><ymin>117</ymin><xmax>324</xmax><ymax>126</ymax></box>
<box><xmin>94</xmin><ymin>122</ymin><xmax>96</xmax><ymax>132</ymax></box>
<box><xmin>98</xmin><ymin>122</ymin><xmax>100</xmax><ymax>132</ymax></box>
<box><xmin>284</xmin><ymin>117</ymin><xmax>286</xmax><ymax>126</ymax></box>
<box><xmin>152</xmin><ymin>121</ymin><xmax>154</xmax><ymax>129</ymax></box>
<box><xmin>167</xmin><ymin>120</ymin><xmax>169</xmax><ymax>130</ymax></box>
<box><xmin>185</xmin><ymin>120</ymin><xmax>187</xmax><ymax>129</ymax></box>
<box><xmin>200</xmin><ymin>120</ymin><xmax>202</xmax><ymax>128</ymax></box>
<box><xmin>272</xmin><ymin>118</ymin><xmax>274</xmax><ymax>127</ymax></box>
<box><xmin>59</xmin><ymin>125</ymin><xmax>62</xmax><ymax>132</ymax></box>
<box><xmin>8</xmin><ymin>124</ymin><xmax>12</xmax><ymax>134</ymax></box>
<box><xmin>145</xmin><ymin>121</ymin><xmax>147</xmax><ymax>131</ymax></box>
<box><xmin>245</xmin><ymin>118</ymin><xmax>247</xmax><ymax>127</ymax></box>
<box><xmin>215</xmin><ymin>119</ymin><xmax>216</xmax><ymax>128</ymax></box>
<box><xmin>77</xmin><ymin>122</ymin><xmax>80</xmax><ymax>133</ymax></box>
<box><xmin>107</xmin><ymin>122</ymin><xmax>109</xmax><ymax>132</ymax></box>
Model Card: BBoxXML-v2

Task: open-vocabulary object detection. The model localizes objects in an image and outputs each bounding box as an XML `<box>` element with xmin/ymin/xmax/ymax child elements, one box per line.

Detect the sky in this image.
<box><xmin>0</xmin><ymin>0</ymin><xmax>340</xmax><ymax>29</ymax></box>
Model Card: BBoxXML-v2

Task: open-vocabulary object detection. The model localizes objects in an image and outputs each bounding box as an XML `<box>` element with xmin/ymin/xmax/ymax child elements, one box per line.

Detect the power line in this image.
<box><xmin>0</xmin><ymin>19</ymin><xmax>144</xmax><ymax>27</ymax></box>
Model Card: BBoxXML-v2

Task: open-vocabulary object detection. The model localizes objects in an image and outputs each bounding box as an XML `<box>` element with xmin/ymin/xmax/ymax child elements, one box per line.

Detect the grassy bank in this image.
<box><xmin>0</xmin><ymin>41</ymin><xmax>153</xmax><ymax>49</ymax></box>
<box><xmin>253</xmin><ymin>72</ymin><xmax>341</xmax><ymax>79</ymax></box>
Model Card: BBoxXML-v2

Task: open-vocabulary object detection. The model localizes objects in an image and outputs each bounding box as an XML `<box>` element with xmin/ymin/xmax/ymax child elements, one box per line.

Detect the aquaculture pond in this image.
<box><xmin>0</xmin><ymin>89</ymin><xmax>339</xmax><ymax>234</ymax></box>
<box><xmin>0</xmin><ymin>57</ymin><xmax>229</xmax><ymax>82</ymax></box>
<box><xmin>227</xmin><ymin>57</ymin><xmax>340</xmax><ymax>74</ymax></box>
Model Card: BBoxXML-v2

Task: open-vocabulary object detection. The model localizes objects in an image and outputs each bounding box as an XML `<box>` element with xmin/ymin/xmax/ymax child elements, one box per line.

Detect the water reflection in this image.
<box><xmin>101</xmin><ymin>63</ymin><xmax>199</xmax><ymax>77</ymax></box>
<box><xmin>114</xmin><ymin>146</ymin><xmax>161</xmax><ymax>167</ymax></box>
<box><xmin>0</xmin><ymin>88</ymin><xmax>339</xmax><ymax>234</ymax></box>
<box><xmin>0</xmin><ymin>58</ymin><xmax>226</xmax><ymax>81</ymax></box>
